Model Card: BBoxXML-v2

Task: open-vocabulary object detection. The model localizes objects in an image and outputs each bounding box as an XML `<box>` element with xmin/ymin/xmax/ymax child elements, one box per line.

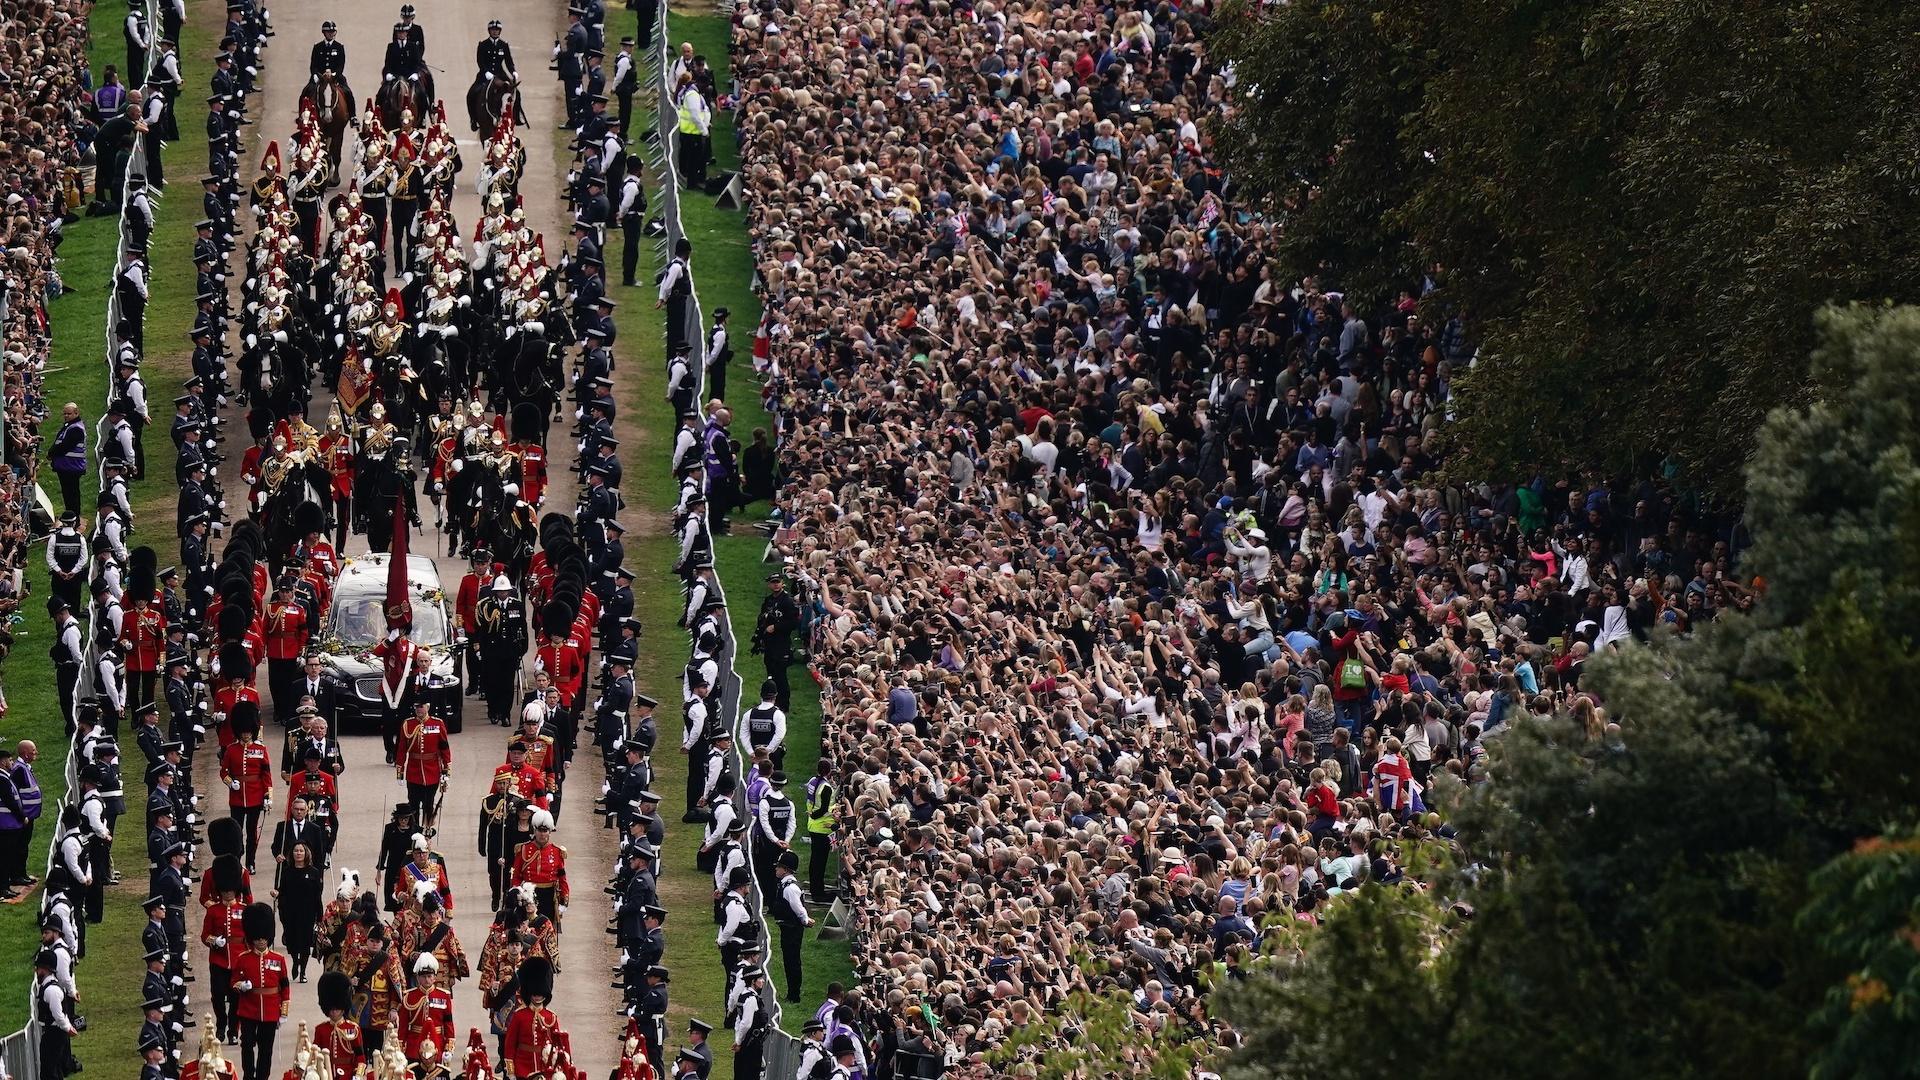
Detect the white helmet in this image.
<box><xmin>530</xmin><ymin>809</ymin><xmax>555</xmax><ymax>832</ymax></box>
<box><xmin>335</xmin><ymin>868</ymin><xmax>359</xmax><ymax>900</ymax></box>
<box><xmin>413</xmin><ymin>953</ymin><xmax>439</xmax><ymax>975</ymax></box>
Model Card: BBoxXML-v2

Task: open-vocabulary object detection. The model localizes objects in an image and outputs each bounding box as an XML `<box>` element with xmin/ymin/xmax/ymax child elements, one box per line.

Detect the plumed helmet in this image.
<box><xmin>517</xmin><ymin>956</ymin><xmax>553</xmax><ymax>1003</ymax></box>
<box><xmin>317</xmin><ymin>971</ymin><xmax>352</xmax><ymax>1015</ymax></box>
<box><xmin>336</xmin><ymin>868</ymin><xmax>360</xmax><ymax>900</ymax></box>
<box><xmin>241</xmin><ymin>902</ymin><xmax>275</xmax><ymax>943</ymax></box>
<box><xmin>413</xmin><ymin>952</ymin><xmax>439</xmax><ymax>975</ymax></box>
<box><xmin>529</xmin><ymin>809</ymin><xmax>554</xmax><ymax>832</ymax></box>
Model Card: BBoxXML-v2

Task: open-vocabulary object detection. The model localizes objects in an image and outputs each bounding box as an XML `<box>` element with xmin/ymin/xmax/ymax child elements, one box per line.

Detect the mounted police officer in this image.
<box><xmin>309</xmin><ymin>19</ymin><xmax>344</xmax><ymax>78</ymax></box>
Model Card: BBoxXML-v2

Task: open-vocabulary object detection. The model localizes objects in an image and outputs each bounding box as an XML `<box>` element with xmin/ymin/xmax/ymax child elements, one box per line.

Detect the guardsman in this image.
<box><xmin>231</xmin><ymin>902</ymin><xmax>289</xmax><ymax>1080</ymax></box>
<box><xmin>501</xmin><ymin>957</ymin><xmax>557</xmax><ymax>1080</ymax></box>
<box><xmin>508</xmin><ymin>809</ymin><xmax>567</xmax><ymax>924</ymax></box>
<box><xmin>313</xmin><ymin>971</ymin><xmax>363</xmax><ymax>1080</ymax></box>
<box><xmin>263</xmin><ymin>578</ymin><xmax>310</xmax><ymax>722</ymax></box>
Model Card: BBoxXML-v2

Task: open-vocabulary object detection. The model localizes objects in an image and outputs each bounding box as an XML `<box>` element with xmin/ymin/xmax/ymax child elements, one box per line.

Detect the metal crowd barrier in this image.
<box><xmin>652</xmin><ymin>1</ymin><xmax>806</xmax><ymax>1072</ymax></box>
<box><xmin>2</xmin><ymin>6</ymin><xmax>167</xmax><ymax>1074</ymax></box>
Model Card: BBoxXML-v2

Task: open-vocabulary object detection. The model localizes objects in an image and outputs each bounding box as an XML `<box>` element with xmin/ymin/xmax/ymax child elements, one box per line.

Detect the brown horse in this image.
<box><xmin>465</xmin><ymin>72</ymin><xmax>518</xmax><ymax>135</ymax></box>
<box><xmin>299</xmin><ymin>70</ymin><xmax>356</xmax><ymax>177</ymax></box>
<box><xmin>375</xmin><ymin>74</ymin><xmax>428</xmax><ymax>131</ymax></box>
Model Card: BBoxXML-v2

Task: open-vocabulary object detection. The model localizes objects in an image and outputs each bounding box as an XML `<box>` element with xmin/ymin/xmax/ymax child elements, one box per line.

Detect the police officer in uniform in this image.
<box><xmin>730</xmin><ymin>967</ymin><xmax>775</xmax><ymax>1080</ymax></box>
<box><xmin>473</xmin><ymin>578</ymin><xmax>530</xmax><ymax>727</ymax></box>
<box><xmin>752</xmin><ymin>770</ymin><xmax>796</xmax><ymax>898</ymax></box>
<box><xmin>635</xmin><ymin>965</ymin><xmax>670</xmax><ymax>1077</ymax></box>
<box><xmin>770</xmin><ymin>853</ymin><xmax>813</xmax><ymax>1001</ymax></box>
<box><xmin>753</xmin><ymin>573</ymin><xmax>801</xmax><ymax>710</ymax></box>
<box><xmin>310</xmin><ymin>20</ymin><xmax>345</xmax><ymax>76</ymax></box>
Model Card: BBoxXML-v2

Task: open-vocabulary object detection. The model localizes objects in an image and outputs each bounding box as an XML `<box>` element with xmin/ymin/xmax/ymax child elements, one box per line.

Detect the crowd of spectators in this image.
<box><xmin>1</xmin><ymin>0</ymin><xmax>142</xmax><ymax>625</ymax></box>
<box><xmin>722</xmin><ymin>0</ymin><xmax>1751</xmax><ymax>1072</ymax></box>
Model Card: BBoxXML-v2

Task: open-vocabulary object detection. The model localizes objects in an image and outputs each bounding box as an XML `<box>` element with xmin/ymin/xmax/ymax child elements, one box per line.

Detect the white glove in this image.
<box><xmin>558</xmin><ymin>905</ymin><xmax>567</xmax><ymax>915</ymax></box>
<box><xmin>235</xmin><ymin>980</ymin><xmax>253</xmax><ymax>992</ymax></box>
<box><xmin>228</xmin><ymin>779</ymin><xmax>240</xmax><ymax>791</ymax></box>
<box><xmin>211</xmin><ymin>937</ymin><xmax>226</xmax><ymax>948</ymax></box>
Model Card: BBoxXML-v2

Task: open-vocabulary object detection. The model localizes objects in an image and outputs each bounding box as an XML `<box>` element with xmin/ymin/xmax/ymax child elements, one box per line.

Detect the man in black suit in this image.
<box><xmin>273</xmin><ymin>796</ymin><xmax>332</xmax><ymax>875</ymax></box>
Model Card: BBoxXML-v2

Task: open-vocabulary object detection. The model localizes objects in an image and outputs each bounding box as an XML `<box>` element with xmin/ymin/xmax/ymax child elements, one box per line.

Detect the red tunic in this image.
<box><xmin>503</xmin><ymin>1005</ymin><xmax>559</xmax><ymax>1079</ymax></box>
<box><xmin>394</xmin><ymin>856</ymin><xmax>453</xmax><ymax>913</ymax></box>
<box><xmin>286</xmin><ymin>770</ymin><xmax>338</xmax><ymax>819</ymax></box>
<box><xmin>231</xmin><ymin>947</ymin><xmax>292</xmax><ymax>1021</ymax></box>
<box><xmin>397</xmin><ymin>716</ymin><xmax>452</xmax><ymax>786</ymax></box>
<box><xmin>508</xmin><ymin>840</ymin><xmax>568</xmax><ymax>905</ymax></box>
<box><xmin>535</xmin><ymin>639</ymin><xmax>586</xmax><ymax>708</ymax></box>
<box><xmin>264</xmin><ymin>602</ymin><xmax>310</xmax><ymax>661</ymax></box>
<box><xmin>201</xmin><ymin>901</ymin><xmax>247</xmax><ymax>969</ymax></box>
<box><xmin>199</xmin><ymin>865</ymin><xmax>253</xmax><ymax>908</ymax></box>
<box><xmin>399</xmin><ymin>986</ymin><xmax>455</xmax><ymax>1062</ymax></box>
<box><xmin>512</xmin><ymin>443</ymin><xmax>547</xmax><ymax>507</ymax></box>
<box><xmin>320</xmin><ymin>432</ymin><xmax>354</xmax><ymax>500</ymax></box>
<box><xmin>120</xmin><ymin>602</ymin><xmax>167</xmax><ymax>673</ymax></box>
<box><xmin>314</xmin><ymin>1018</ymin><xmax>364</xmax><ymax>1080</ymax></box>
<box><xmin>455</xmin><ymin>572</ymin><xmax>484</xmax><ymax>638</ymax></box>
<box><xmin>220</xmin><ymin>740</ymin><xmax>274</xmax><ymax>808</ymax></box>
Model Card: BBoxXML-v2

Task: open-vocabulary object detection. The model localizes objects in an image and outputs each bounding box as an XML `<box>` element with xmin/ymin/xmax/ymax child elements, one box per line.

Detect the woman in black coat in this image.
<box><xmin>276</xmin><ymin>840</ymin><xmax>325</xmax><ymax>981</ymax></box>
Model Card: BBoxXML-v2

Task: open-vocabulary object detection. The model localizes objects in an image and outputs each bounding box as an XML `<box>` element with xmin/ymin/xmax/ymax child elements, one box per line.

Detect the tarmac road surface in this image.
<box><xmin>187</xmin><ymin>0</ymin><xmax>626</xmax><ymax>1075</ymax></box>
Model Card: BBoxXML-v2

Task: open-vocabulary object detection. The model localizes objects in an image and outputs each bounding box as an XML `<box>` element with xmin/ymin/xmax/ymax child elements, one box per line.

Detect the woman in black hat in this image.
<box><xmin>376</xmin><ymin>801</ymin><xmax>417</xmax><ymax>911</ymax></box>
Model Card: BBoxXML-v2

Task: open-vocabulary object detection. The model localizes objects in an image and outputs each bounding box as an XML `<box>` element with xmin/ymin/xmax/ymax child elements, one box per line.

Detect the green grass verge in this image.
<box><xmin>0</xmin><ymin>0</ymin><xmax>212</xmax><ymax>1050</ymax></box>
<box><xmin>563</xmin><ymin>5</ymin><xmax>848</xmax><ymax>1071</ymax></box>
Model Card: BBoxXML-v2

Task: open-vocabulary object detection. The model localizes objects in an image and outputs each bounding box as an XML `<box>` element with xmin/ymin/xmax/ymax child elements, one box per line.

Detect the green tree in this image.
<box><xmin>1211</xmin><ymin>2</ymin><xmax>1920</xmax><ymax>491</ymax></box>
<box><xmin>1213</xmin><ymin>305</ymin><xmax>1920</xmax><ymax>1077</ymax></box>
<box><xmin>1799</xmin><ymin>831</ymin><xmax>1920</xmax><ymax>1080</ymax></box>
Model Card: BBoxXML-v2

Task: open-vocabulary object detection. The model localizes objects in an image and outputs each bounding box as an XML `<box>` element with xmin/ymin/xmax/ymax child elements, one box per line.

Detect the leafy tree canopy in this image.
<box><xmin>1212</xmin><ymin>2</ymin><xmax>1920</xmax><ymax>492</ymax></box>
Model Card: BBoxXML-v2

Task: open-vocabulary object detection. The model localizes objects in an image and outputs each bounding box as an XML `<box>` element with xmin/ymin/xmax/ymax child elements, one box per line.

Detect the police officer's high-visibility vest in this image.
<box><xmin>806</xmin><ymin>779</ymin><xmax>834</xmax><ymax>835</ymax></box>
<box><xmin>677</xmin><ymin>93</ymin><xmax>703</xmax><ymax>135</ymax></box>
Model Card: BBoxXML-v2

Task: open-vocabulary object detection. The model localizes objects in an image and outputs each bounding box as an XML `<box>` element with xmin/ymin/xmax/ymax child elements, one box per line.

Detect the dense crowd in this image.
<box><xmin>0</xmin><ymin>0</ymin><xmax>131</xmax><ymax>638</ymax></box>
<box><xmin>722</xmin><ymin>0</ymin><xmax>1747</xmax><ymax>1072</ymax></box>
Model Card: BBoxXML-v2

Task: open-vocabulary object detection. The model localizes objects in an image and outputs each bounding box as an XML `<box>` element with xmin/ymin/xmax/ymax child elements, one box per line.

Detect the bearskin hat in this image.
<box><xmin>517</xmin><ymin>956</ymin><xmax>553</xmax><ymax>1002</ymax></box>
<box><xmin>209</xmin><ymin>817</ymin><xmax>244</xmax><ymax>859</ymax></box>
<box><xmin>218</xmin><ymin>643</ymin><xmax>254</xmax><ymax>682</ymax></box>
<box><xmin>129</xmin><ymin>546</ymin><xmax>158</xmax><ymax>600</ymax></box>
<box><xmin>295</xmin><ymin>500</ymin><xmax>326</xmax><ymax>538</ymax></box>
<box><xmin>541</xmin><ymin>601</ymin><xmax>573</xmax><ymax>638</ymax></box>
<box><xmin>229</xmin><ymin>700</ymin><xmax>261</xmax><ymax>737</ymax></box>
<box><xmin>211</xmin><ymin>853</ymin><xmax>246</xmax><ymax>895</ymax></box>
<box><xmin>317</xmin><ymin>971</ymin><xmax>352</xmax><ymax>1015</ymax></box>
<box><xmin>218</xmin><ymin>605</ymin><xmax>251</xmax><ymax>644</ymax></box>
<box><xmin>241</xmin><ymin>901</ymin><xmax>275</xmax><ymax>943</ymax></box>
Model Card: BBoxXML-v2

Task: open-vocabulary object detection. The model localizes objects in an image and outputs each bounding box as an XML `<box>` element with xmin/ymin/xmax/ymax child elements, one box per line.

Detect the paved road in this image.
<box><xmin>186</xmin><ymin>2</ymin><xmax>629</xmax><ymax>1076</ymax></box>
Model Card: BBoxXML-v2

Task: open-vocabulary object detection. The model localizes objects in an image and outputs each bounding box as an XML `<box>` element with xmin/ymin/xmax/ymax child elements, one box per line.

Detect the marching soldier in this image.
<box><xmin>501</xmin><ymin>957</ymin><xmax>557</xmax><ymax>1080</ymax></box>
<box><xmin>314</xmin><ymin>971</ymin><xmax>364</xmax><ymax>1080</ymax></box>
<box><xmin>508</xmin><ymin>809</ymin><xmax>567</xmax><ymax>924</ymax></box>
<box><xmin>231</xmin><ymin>902</ymin><xmax>290</xmax><ymax>1080</ymax></box>
<box><xmin>477</xmin><ymin>769</ymin><xmax>526</xmax><ymax>909</ymax></box>
<box><xmin>398</xmin><ymin>953</ymin><xmax>454</xmax><ymax>1069</ymax></box>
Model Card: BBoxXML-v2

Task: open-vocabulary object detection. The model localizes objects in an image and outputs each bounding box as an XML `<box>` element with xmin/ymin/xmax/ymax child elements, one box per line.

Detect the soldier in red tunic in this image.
<box><xmin>318</xmin><ymin>411</ymin><xmax>354</xmax><ymax>551</ymax></box>
<box><xmin>453</xmin><ymin>549</ymin><xmax>489</xmax><ymax>677</ymax></box>
<box><xmin>396</xmin><ymin>699</ymin><xmax>452</xmax><ymax>830</ymax></box>
<box><xmin>508</xmin><ymin>810</ymin><xmax>568</xmax><ymax>927</ymax></box>
<box><xmin>212</xmin><ymin>646</ymin><xmax>262</xmax><ymax>751</ymax></box>
<box><xmin>230</xmin><ymin>902</ymin><xmax>290</xmax><ymax>1080</ymax></box>
<box><xmin>534</xmin><ymin>605</ymin><xmax>586</xmax><ymax>710</ymax></box>
<box><xmin>202</xmin><ymin>858</ymin><xmax>250</xmax><ymax>1043</ymax></box>
<box><xmin>264</xmin><ymin>578</ymin><xmax>311</xmax><ymax>723</ymax></box>
<box><xmin>219</xmin><ymin>707</ymin><xmax>274</xmax><ymax>870</ymax></box>
<box><xmin>501</xmin><ymin>956</ymin><xmax>558</xmax><ymax>1080</ymax></box>
<box><xmin>120</xmin><ymin>550</ymin><xmax>168</xmax><ymax>713</ymax></box>
<box><xmin>399</xmin><ymin>953</ymin><xmax>455</xmax><ymax>1069</ymax></box>
<box><xmin>314</xmin><ymin>971</ymin><xmax>364</xmax><ymax>1080</ymax></box>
